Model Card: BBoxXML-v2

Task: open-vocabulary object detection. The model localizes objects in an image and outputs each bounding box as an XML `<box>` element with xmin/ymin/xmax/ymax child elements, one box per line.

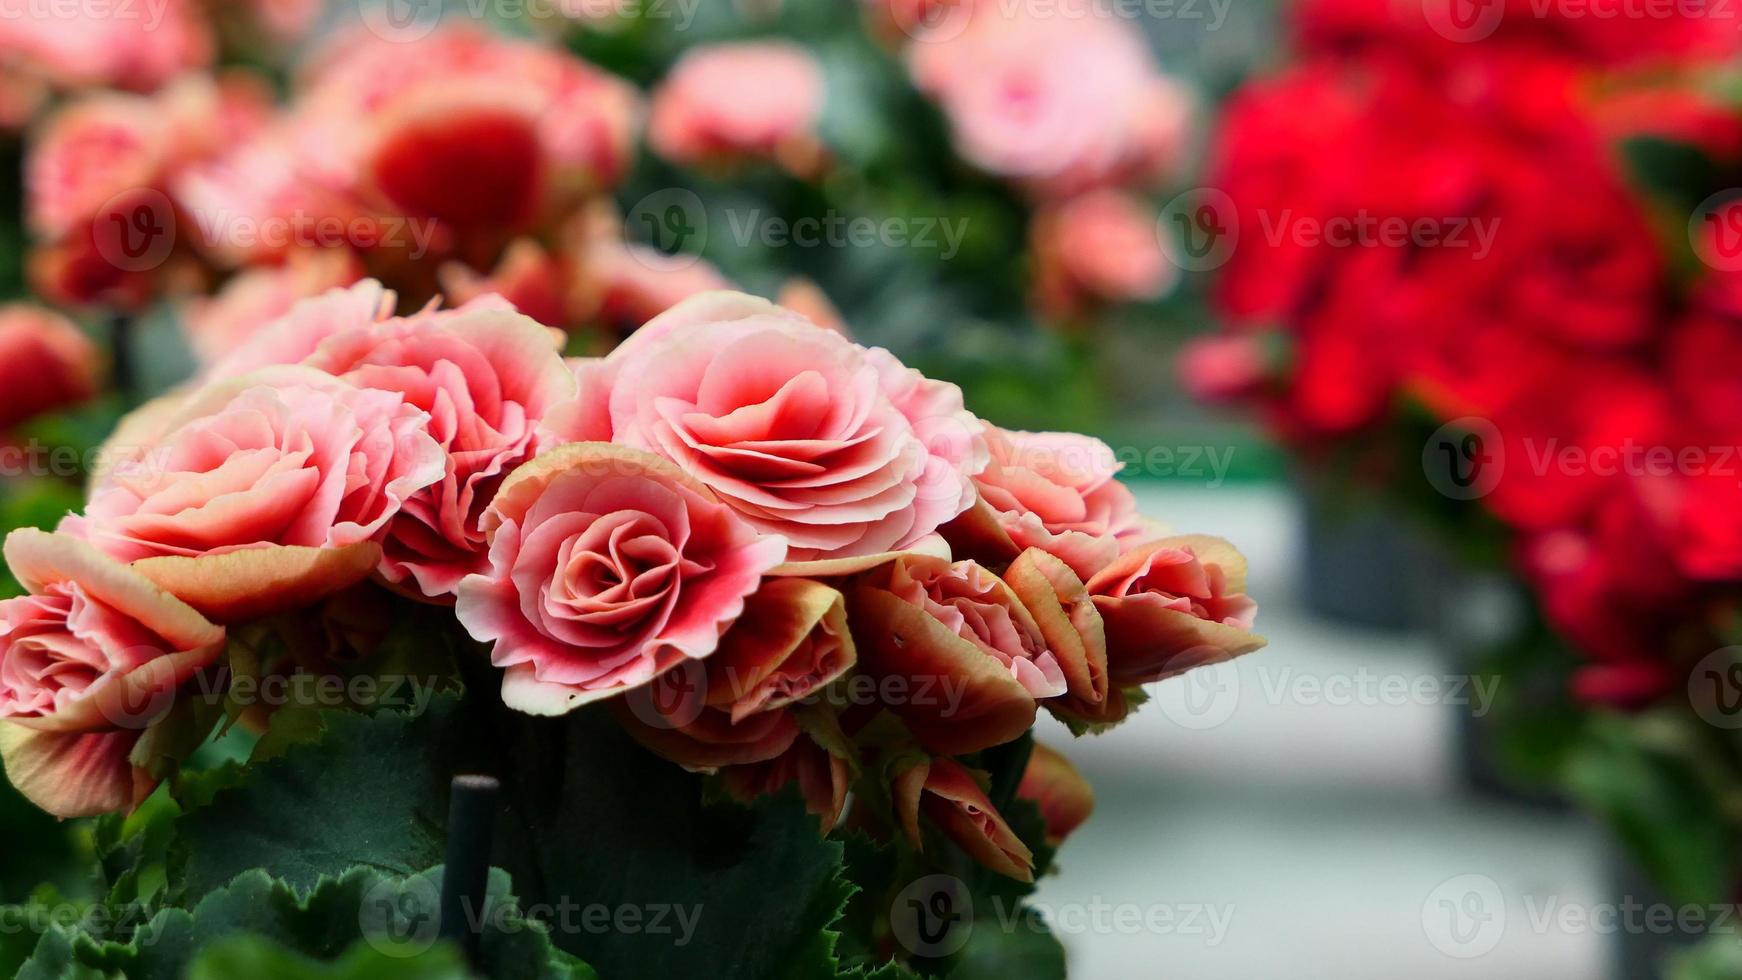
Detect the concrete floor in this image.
<box><xmin>1030</xmin><ymin>485</ymin><xmax>1616</xmax><ymax>979</ymax></box>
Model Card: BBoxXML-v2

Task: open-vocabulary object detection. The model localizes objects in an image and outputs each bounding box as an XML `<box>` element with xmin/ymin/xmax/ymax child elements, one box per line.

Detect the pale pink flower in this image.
<box><xmin>648</xmin><ymin>41</ymin><xmax>826</xmax><ymax>172</ymax></box>
<box><xmin>1032</xmin><ymin>190</ymin><xmax>1177</xmax><ymax>319</ymax></box>
<box><xmin>909</xmin><ymin>0</ymin><xmax>1190</xmax><ymax>196</ymax></box>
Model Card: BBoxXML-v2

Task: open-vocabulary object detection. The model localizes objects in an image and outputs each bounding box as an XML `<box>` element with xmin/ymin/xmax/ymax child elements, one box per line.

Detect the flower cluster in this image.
<box><xmin>22</xmin><ymin>7</ymin><xmax>1198</xmax><ymax>395</ymax></box>
<box><xmin>0</xmin><ymin>282</ymin><xmax>1261</xmax><ymax>881</ymax></box>
<box><xmin>22</xmin><ymin>21</ymin><xmax>862</xmax><ymax>359</ymax></box>
<box><xmin>0</xmin><ymin>0</ymin><xmax>320</xmax><ymax>129</ymax></box>
<box><xmin>894</xmin><ymin>0</ymin><xmax>1188</xmax><ymax>319</ymax></box>
<box><xmin>1187</xmin><ymin>0</ymin><xmax>1742</xmax><ymax>703</ymax></box>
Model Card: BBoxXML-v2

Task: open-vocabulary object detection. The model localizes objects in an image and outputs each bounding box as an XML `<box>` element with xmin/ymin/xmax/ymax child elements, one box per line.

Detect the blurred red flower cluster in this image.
<box><xmin>1188</xmin><ymin>0</ymin><xmax>1742</xmax><ymax>704</ymax></box>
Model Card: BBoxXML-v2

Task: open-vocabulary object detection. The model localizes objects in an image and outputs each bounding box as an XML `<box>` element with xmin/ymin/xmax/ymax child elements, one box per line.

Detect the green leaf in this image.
<box><xmin>170</xmin><ymin>701</ymin><xmax>461</xmax><ymax>901</ymax></box>
<box><xmin>1622</xmin><ymin>136</ymin><xmax>1725</xmax><ymax>213</ymax></box>
<box><xmin>488</xmin><ymin>708</ymin><xmax>853</xmax><ymax>979</ymax></box>
<box><xmin>186</xmin><ymin>936</ymin><xmax>469</xmax><ymax>980</ymax></box>
<box><xmin>163</xmin><ymin>684</ymin><xmax>859</xmax><ymax>978</ymax></box>
<box><xmin>17</xmin><ymin>866</ymin><xmax>588</xmax><ymax>980</ymax></box>
<box><xmin>1564</xmin><ymin>712</ymin><xmax>1740</xmax><ymax>904</ymax></box>
<box><xmin>1668</xmin><ymin>930</ymin><xmax>1742</xmax><ymax>980</ymax></box>
<box><xmin>942</xmin><ymin>912</ymin><xmax>1066</xmax><ymax>980</ymax></box>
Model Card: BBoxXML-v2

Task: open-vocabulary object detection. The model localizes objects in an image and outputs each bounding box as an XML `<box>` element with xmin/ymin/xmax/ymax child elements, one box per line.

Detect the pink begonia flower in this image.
<box><xmin>456</xmin><ymin>442</ymin><xmax>787</xmax><ymax>715</ymax></box>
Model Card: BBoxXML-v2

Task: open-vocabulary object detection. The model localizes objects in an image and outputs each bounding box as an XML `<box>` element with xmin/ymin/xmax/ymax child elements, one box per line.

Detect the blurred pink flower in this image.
<box><xmin>0</xmin><ymin>0</ymin><xmax>212</xmax><ymax>97</ymax></box>
<box><xmin>181</xmin><ymin>250</ymin><xmax>365</xmax><ymax>367</ymax></box>
<box><xmin>26</xmin><ymin>75</ymin><xmax>271</xmax><ymax>307</ymax></box>
<box><xmin>1176</xmin><ymin>334</ymin><xmax>1271</xmax><ymax>404</ymax></box>
<box><xmin>1031</xmin><ymin>190</ymin><xmax>1176</xmax><ymax>320</ymax></box>
<box><xmin>296</xmin><ymin>26</ymin><xmax>639</xmax><ymax>215</ymax></box>
<box><xmin>649</xmin><ymin>41</ymin><xmax>827</xmax><ymax>174</ymax></box>
<box><xmin>0</xmin><ymin>304</ymin><xmax>100</xmax><ymax>431</ymax></box>
<box><xmin>909</xmin><ymin>0</ymin><xmax>1190</xmax><ymax>196</ymax></box>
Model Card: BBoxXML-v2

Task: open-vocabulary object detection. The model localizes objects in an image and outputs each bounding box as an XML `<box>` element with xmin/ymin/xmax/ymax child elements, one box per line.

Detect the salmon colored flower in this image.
<box><xmin>1087</xmin><ymin>535</ymin><xmax>1263</xmax><ymax>683</ymax></box>
<box><xmin>297</xmin><ymin>306</ymin><xmax>577</xmax><ymax>597</ymax></box>
<box><xmin>455</xmin><ymin>443</ymin><xmax>787</xmax><ymax>714</ymax></box>
<box><xmin>1031</xmin><ymin>190</ymin><xmax>1176</xmax><ymax>320</ymax></box>
<box><xmin>602</xmin><ymin>292</ymin><xmax>987</xmax><ymax>569</ymax></box>
<box><xmin>1018</xmin><ymin>741</ymin><xmax>1095</xmax><ymax>846</ymax></box>
<box><xmin>181</xmin><ymin>250</ymin><xmax>364</xmax><ymax>367</ymax></box>
<box><xmin>702</xmin><ymin>577</ymin><xmax>856</xmax><ymax>723</ymax></box>
<box><xmin>719</xmin><ymin>736</ymin><xmax>852</xmax><ymax>832</ymax></box>
<box><xmin>896</xmin><ymin>756</ymin><xmax>1034</xmax><ymax>881</ymax></box>
<box><xmin>961</xmin><ymin>427</ymin><xmax>1149</xmax><ymax>580</ymax></box>
<box><xmin>616</xmin><ymin>701</ymin><xmax>800</xmax><ymax>773</ymax></box>
<box><xmin>75</xmin><ymin>366</ymin><xmax>447</xmax><ymax>622</ymax></box>
<box><xmin>850</xmin><ymin>554</ymin><xmax>1062</xmax><ymax>755</ymax></box>
<box><xmin>909</xmin><ymin>0</ymin><xmax>1190</xmax><ymax>196</ymax></box>
<box><xmin>0</xmin><ymin>529</ymin><xmax>224</xmax><ymax>817</ymax></box>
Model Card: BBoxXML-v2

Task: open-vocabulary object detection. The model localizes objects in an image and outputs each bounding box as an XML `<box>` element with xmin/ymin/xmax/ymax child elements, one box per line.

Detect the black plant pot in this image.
<box><xmin>1434</xmin><ymin>568</ymin><xmax>1571</xmax><ymax>810</ymax></box>
<box><xmin>1298</xmin><ymin>483</ymin><xmax>1447</xmax><ymax>631</ymax></box>
<box><xmin>1608</xmin><ymin>847</ymin><xmax>1704</xmax><ymax>980</ymax></box>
